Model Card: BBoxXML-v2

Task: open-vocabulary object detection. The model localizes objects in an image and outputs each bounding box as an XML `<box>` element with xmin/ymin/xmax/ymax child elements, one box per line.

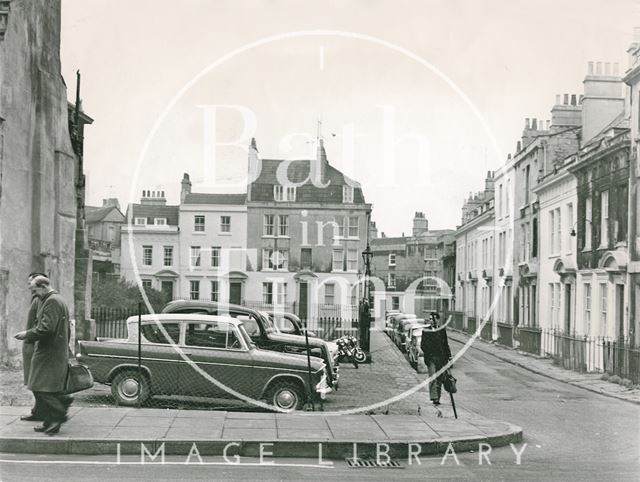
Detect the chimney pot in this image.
<box><xmin>532</xmin><ymin>118</ymin><xmax>538</xmax><ymax>130</ymax></box>
<box><xmin>588</xmin><ymin>61</ymin><xmax>594</xmax><ymax>74</ymax></box>
<box><xmin>571</xmin><ymin>94</ymin><xmax>577</xmax><ymax>105</ymax></box>
<box><xmin>555</xmin><ymin>94</ymin><xmax>561</xmax><ymax>105</ymax></box>
<box><xmin>525</xmin><ymin>118</ymin><xmax>530</xmax><ymax>129</ymax></box>
<box><xmin>596</xmin><ymin>61</ymin><xmax>603</xmax><ymax>74</ymax></box>
<box><xmin>517</xmin><ymin>141</ymin><xmax>522</xmax><ymax>152</ymax></box>
<box><xmin>564</xmin><ymin>94</ymin><xmax>569</xmax><ymax>105</ymax></box>
<box><xmin>546</xmin><ymin>120</ymin><xmax>550</xmax><ymax>130</ymax></box>
<box><xmin>613</xmin><ymin>62</ymin><xmax>620</xmax><ymax>75</ymax></box>
<box><xmin>605</xmin><ymin>62</ymin><xmax>611</xmax><ymax>75</ymax></box>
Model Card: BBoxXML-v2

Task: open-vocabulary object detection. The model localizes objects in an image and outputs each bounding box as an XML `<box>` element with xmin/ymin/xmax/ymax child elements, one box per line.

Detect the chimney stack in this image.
<box><xmin>582</xmin><ymin>59</ymin><xmax>625</xmax><ymax>144</ymax></box>
<box><xmin>551</xmin><ymin>93</ymin><xmax>582</xmax><ymax>128</ymax></box>
<box><xmin>141</xmin><ymin>189</ymin><xmax>167</xmax><ymax>206</ymax></box>
<box><xmin>102</xmin><ymin>198</ymin><xmax>120</xmax><ymax>210</ymax></box>
<box><xmin>412</xmin><ymin>212</ymin><xmax>429</xmax><ymax>236</ymax></box>
<box><xmin>181</xmin><ymin>173</ymin><xmax>192</xmax><ymax>203</ymax></box>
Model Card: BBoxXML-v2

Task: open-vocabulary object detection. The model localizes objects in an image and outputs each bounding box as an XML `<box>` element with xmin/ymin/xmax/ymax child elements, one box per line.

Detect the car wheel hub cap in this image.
<box><xmin>276</xmin><ymin>390</ymin><xmax>296</xmax><ymax>409</ymax></box>
<box><xmin>121</xmin><ymin>379</ymin><xmax>139</xmax><ymax>398</ymax></box>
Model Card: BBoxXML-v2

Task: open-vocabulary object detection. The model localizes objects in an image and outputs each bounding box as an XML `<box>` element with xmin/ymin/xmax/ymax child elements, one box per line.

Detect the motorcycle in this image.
<box><xmin>336</xmin><ymin>335</ymin><xmax>367</xmax><ymax>368</ymax></box>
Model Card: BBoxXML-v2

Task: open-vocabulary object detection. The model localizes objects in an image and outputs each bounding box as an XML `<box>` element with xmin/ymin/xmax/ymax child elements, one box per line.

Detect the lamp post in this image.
<box><xmin>359</xmin><ymin>242</ymin><xmax>373</xmax><ymax>361</ymax></box>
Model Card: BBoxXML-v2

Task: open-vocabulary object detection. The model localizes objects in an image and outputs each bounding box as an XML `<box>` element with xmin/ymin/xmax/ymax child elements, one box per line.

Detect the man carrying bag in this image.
<box><xmin>420</xmin><ymin>312</ymin><xmax>453</xmax><ymax>407</ymax></box>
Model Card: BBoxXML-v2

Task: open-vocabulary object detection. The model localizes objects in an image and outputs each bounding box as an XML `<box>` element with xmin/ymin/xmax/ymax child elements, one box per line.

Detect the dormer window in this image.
<box><xmin>343</xmin><ymin>185</ymin><xmax>354</xmax><ymax>203</ymax></box>
<box><xmin>134</xmin><ymin>217</ymin><xmax>147</xmax><ymax>226</ymax></box>
<box><xmin>274</xmin><ymin>185</ymin><xmax>296</xmax><ymax>202</ymax></box>
<box><xmin>154</xmin><ymin>218</ymin><xmax>166</xmax><ymax>225</ymax></box>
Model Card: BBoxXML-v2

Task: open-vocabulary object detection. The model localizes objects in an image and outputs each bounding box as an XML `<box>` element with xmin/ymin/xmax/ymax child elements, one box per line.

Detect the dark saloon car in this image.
<box><xmin>161</xmin><ymin>300</ymin><xmax>338</xmax><ymax>387</ymax></box>
<box><xmin>77</xmin><ymin>314</ymin><xmax>330</xmax><ymax>411</ymax></box>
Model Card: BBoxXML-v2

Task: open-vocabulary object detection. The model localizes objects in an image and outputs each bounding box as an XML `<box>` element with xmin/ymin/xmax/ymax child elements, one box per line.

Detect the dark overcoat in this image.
<box><xmin>22</xmin><ymin>296</ymin><xmax>41</xmax><ymax>385</ymax></box>
<box><xmin>25</xmin><ymin>291</ymin><xmax>70</xmax><ymax>393</ymax></box>
<box><xmin>420</xmin><ymin>326</ymin><xmax>452</xmax><ymax>362</ymax></box>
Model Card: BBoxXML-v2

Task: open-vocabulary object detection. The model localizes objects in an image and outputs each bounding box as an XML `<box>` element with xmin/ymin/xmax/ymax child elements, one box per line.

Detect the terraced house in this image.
<box><xmin>244</xmin><ymin>138</ymin><xmax>372</xmax><ymax>323</ymax></box>
<box><xmin>370</xmin><ymin>212</ymin><xmax>455</xmax><ymax>316</ymax></box>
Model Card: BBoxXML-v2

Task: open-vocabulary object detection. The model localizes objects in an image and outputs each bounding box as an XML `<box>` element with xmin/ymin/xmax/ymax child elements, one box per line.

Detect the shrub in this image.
<box><xmin>92</xmin><ymin>275</ymin><xmax>167</xmax><ymax>312</ymax></box>
<box><xmin>601</xmin><ymin>372</ymin><xmax>610</xmax><ymax>381</ymax></box>
<box><xmin>609</xmin><ymin>375</ymin><xmax>621</xmax><ymax>384</ymax></box>
<box><xmin>620</xmin><ymin>378</ymin><xmax>633</xmax><ymax>388</ymax></box>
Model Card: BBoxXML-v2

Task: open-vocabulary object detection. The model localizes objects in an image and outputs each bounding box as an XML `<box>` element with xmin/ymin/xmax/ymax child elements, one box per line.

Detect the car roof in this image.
<box><xmin>161</xmin><ymin>300</ymin><xmax>262</xmax><ymax>316</ymax></box>
<box><xmin>126</xmin><ymin>313</ymin><xmax>242</xmax><ymax>326</ymax></box>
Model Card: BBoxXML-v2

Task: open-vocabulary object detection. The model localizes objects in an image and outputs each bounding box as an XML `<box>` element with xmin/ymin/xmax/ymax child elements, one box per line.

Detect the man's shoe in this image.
<box><xmin>432</xmin><ymin>400</ymin><xmax>441</xmax><ymax>406</ymax></box>
<box><xmin>20</xmin><ymin>414</ymin><xmax>43</xmax><ymax>422</ymax></box>
<box><xmin>33</xmin><ymin>423</ymin><xmax>50</xmax><ymax>433</ymax></box>
<box><xmin>44</xmin><ymin>422</ymin><xmax>62</xmax><ymax>436</ymax></box>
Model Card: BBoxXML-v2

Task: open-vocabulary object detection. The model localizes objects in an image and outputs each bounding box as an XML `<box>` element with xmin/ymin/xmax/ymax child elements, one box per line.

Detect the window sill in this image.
<box><xmin>219</xmin><ymin>232</ymin><xmax>232</xmax><ymax>236</ymax></box>
<box><xmin>192</xmin><ymin>232</ymin><xmax>206</xmax><ymax>235</ymax></box>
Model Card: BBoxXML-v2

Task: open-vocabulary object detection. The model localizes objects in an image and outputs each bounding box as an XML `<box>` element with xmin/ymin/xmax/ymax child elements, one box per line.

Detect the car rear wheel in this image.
<box><xmin>111</xmin><ymin>369</ymin><xmax>150</xmax><ymax>407</ymax></box>
<box><xmin>266</xmin><ymin>380</ymin><xmax>305</xmax><ymax>412</ymax></box>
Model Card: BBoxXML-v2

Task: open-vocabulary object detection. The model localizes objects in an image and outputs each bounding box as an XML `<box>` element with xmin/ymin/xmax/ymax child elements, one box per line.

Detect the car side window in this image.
<box><xmin>234</xmin><ymin>315</ymin><xmax>261</xmax><ymax>338</ymax></box>
<box><xmin>141</xmin><ymin>323</ymin><xmax>180</xmax><ymax>344</ymax></box>
<box><xmin>185</xmin><ymin>321</ymin><xmax>242</xmax><ymax>349</ymax></box>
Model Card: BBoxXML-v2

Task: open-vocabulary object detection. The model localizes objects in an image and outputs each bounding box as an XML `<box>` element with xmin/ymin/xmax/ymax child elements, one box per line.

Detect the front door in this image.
<box><xmin>616</xmin><ymin>284</ymin><xmax>625</xmax><ymax>341</ymax></box>
<box><xmin>564</xmin><ymin>284</ymin><xmax>572</xmax><ymax>333</ymax></box>
<box><xmin>229</xmin><ymin>282</ymin><xmax>242</xmax><ymax>305</ymax></box>
<box><xmin>298</xmin><ymin>281</ymin><xmax>308</xmax><ymax>321</ymax></box>
<box><xmin>161</xmin><ymin>281</ymin><xmax>174</xmax><ymax>303</ymax></box>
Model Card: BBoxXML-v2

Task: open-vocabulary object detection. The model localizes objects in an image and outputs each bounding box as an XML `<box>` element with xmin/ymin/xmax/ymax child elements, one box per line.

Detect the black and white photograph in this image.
<box><xmin>0</xmin><ymin>0</ymin><xmax>639</xmax><ymax>480</ymax></box>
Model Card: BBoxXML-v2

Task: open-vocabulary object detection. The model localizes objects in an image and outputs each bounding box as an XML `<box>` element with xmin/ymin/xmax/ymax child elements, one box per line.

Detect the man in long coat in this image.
<box><xmin>19</xmin><ymin>272</ymin><xmax>46</xmax><ymax>421</ymax></box>
<box><xmin>14</xmin><ymin>276</ymin><xmax>72</xmax><ymax>435</ymax></box>
<box><xmin>420</xmin><ymin>312</ymin><xmax>452</xmax><ymax>406</ymax></box>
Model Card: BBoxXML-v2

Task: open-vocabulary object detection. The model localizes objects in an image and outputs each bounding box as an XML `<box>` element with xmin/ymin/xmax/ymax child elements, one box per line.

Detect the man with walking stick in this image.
<box><xmin>420</xmin><ymin>312</ymin><xmax>453</xmax><ymax>410</ymax></box>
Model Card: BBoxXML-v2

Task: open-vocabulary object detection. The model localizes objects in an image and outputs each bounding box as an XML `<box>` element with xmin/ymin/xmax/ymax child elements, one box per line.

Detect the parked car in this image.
<box><xmin>265</xmin><ymin>310</ymin><xmax>340</xmax><ymax>387</ymax></box>
<box><xmin>396</xmin><ymin>319</ymin><xmax>426</xmax><ymax>352</ymax></box>
<box><xmin>385</xmin><ymin>312</ymin><xmax>412</xmax><ymax>338</ymax></box>
<box><xmin>407</xmin><ymin>325</ymin><xmax>426</xmax><ymax>368</ymax></box>
<box><xmin>161</xmin><ymin>300</ymin><xmax>338</xmax><ymax>388</ymax></box>
<box><xmin>390</xmin><ymin>314</ymin><xmax>417</xmax><ymax>345</ymax></box>
<box><xmin>77</xmin><ymin>314</ymin><xmax>330</xmax><ymax>411</ymax></box>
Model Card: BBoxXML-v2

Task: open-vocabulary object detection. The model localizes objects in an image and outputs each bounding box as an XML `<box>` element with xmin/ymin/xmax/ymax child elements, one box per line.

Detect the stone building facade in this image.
<box><xmin>0</xmin><ymin>1</ymin><xmax>89</xmax><ymax>357</ymax></box>
<box><xmin>623</xmin><ymin>31</ymin><xmax>640</xmax><ymax>347</ymax></box>
<box><xmin>370</xmin><ymin>213</ymin><xmax>454</xmax><ymax>316</ymax></box>
<box><xmin>245</xmin><ymin>139</ymin><xmax>371</xmax><ymax>323</ymax></box>
<box><xmin>454</xmin><ymin>172</ymin><xmax>495</xmax><ymax>339</ymax></box>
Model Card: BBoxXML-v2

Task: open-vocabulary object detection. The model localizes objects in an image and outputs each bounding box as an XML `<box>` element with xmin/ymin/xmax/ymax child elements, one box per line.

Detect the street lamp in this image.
<box><xmin>359</xmin><ymin>242</ymin><xmax>373</xmax><ymax>361</ymax></box>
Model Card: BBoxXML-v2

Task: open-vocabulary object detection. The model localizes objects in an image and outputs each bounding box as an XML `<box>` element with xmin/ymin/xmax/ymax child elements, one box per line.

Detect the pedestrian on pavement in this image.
<box><xmin>18</xmin><ymin>272</ymin><xmax>47</xmax><ymax>422</ymax></box>
<box><xmin>14</xmin><ymin>276</ymin><xmax>73</xmax><ymax>435</ymax></box>
<box><xmin>420</xmin><ymin>312</ymin><xmax>452</xmax><ymax>406</ymax></box>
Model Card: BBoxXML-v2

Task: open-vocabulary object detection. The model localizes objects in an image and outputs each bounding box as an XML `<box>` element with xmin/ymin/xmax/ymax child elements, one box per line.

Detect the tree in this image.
<box><xmin>91</xmin><ymin>276</ymin><xmax>167</xmax><ymax>312</ymax></box>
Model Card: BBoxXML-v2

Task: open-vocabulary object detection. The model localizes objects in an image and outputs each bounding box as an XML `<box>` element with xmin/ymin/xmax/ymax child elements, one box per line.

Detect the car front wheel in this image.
<box><xmin>266</xmin><ymin>380</ymin><xmax>305</xmax><ymax>412</ymax></box>
<box><xmin>111</xmin><ymin>369</ymin><xmax>150</xmax><ymax>407</ymax></box>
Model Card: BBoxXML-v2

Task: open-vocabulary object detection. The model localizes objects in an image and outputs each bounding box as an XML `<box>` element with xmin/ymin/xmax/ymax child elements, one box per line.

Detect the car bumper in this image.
<box><xmin>315</xmin><ymin>374</ymin><xmax>332</xmax><ymax>399</ymax></box>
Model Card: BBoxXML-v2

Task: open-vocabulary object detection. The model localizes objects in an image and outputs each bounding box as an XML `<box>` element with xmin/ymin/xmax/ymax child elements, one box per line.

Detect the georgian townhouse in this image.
<box><xmin>370</xmin><ymin>212</ymin><xmax>454</xmax><ymax>316</ymax></box>
<box><xmin>512</xmin><ymin>95</ymin><xmax>582</xmax><ymax>353</ymax></box>
<box><xmin>623</xmin><ymin>32</ymin><xmax>640</xmax><ymax>347</ymax></box>
<box><xmin>569</xmin><ymin>61</ymin><xmax>629</xmax><ymax>343</ymax></box>
<box><xmin>493</xmin><ymin>157</ymin><xmax>516</xmax><ymax>345</ymax></box>
<box><xmin>120</xmin><ymin>190</ymin><xmax>180</xmax><ymax>301</ymax></box>
<box><xmin>244</xmin><ymin>138</ymin><xmax>371</xmax><ymax>323</ymax></box>
<box><xmin>454</xmin><ymin>172</ymin><xmax>496</xmax><ymax>339</ymax></box>
<box><xmin>178</xmin><ymin>173</ymin><xmax>247</xmax><ymax>304</ymax></box>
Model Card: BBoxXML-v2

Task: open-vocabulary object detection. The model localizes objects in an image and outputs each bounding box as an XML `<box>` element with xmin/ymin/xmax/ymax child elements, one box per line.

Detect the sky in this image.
<box><xmin>60</xmin><ymin>0</ymin><xmax>640</xmax><ymax>236</ymax></box>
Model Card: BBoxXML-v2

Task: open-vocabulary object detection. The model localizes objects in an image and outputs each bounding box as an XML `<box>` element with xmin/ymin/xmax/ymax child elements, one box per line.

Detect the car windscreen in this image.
<box><xmin>236</xmin><ymin>323</ymin><xmax>254</xmax><ymax>348</ymax></box>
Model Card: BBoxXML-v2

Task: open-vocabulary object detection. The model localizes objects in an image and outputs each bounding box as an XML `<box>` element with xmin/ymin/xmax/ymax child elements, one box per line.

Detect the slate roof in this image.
<box><xmin>250</xmin><ymin>159</ymin><xmax>367</xmax><ymax>204</ymax></box>
<box><xmin>183</xmin><ymin>193</ymin><xmax>247</xmax><ymax>205</ymax></box>
<box><xmin>127</xmin><ymin>204</ymin><xmax>180</xmax><ymax>226</ymax></box>
<box><xmin>85</xmin><ymin>206</ymin><xmax>118</xmax><ymax>223</ymax></box>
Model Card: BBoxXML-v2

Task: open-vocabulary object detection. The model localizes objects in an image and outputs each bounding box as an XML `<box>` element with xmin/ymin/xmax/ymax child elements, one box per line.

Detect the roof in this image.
<box><xmin>85</xmin><ymin>205</ymin><xmax>124</xmax><ymax>223</ymax></box>
<box><xmin>126</xmin><ymin>313</ymin><xmax>243</xmax><ymax>325</ymax></box>
<box><xmin>183</xmin><ymin>193</ymin><xmax>247</xmax><ymax>205</ymax></box>
<box><xmin>127</xmin><ymin>204</ymin><xmax>180</xmax><ymax>225</ymax></box>
<box><xmin>250</xmin><ymin>159</ymin><xmax>367</xmax><ymax>204</ymax></box>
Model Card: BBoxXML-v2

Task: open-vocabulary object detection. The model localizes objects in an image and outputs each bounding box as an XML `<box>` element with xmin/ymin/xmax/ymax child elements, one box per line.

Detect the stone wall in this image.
<box><xmin>0</xmin><ymin>0</ymin><xmax>78</xmax><ymax>359</ymax></box>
